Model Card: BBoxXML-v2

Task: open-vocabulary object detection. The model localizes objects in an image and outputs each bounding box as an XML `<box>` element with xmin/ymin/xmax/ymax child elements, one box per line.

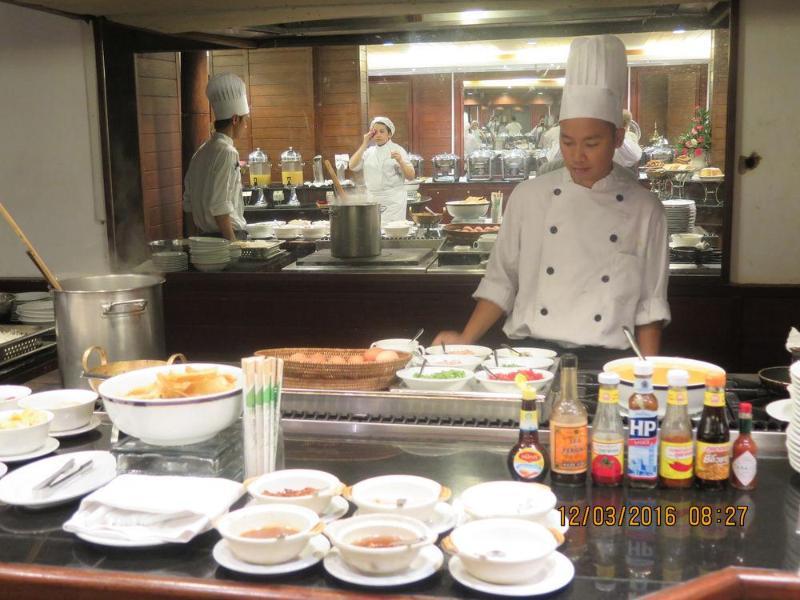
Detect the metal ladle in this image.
<box><xmin>622</xmin><ymin>326</ymin><xmax>646</xmax><ymax>361</ymax></box>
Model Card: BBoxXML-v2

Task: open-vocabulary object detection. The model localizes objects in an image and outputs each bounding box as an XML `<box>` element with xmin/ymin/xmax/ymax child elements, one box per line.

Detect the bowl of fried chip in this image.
<box><xmin>98</xmin><ymin>363</ymin><xmax>242</xmax><ymax>446</ymax></box>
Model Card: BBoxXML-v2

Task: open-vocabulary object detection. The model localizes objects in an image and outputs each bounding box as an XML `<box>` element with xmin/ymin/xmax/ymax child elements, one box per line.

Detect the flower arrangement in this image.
<box><xmin>676</xmin><ymin>106</ymin><xmax>711</xmax><ymax>157</ymax></box>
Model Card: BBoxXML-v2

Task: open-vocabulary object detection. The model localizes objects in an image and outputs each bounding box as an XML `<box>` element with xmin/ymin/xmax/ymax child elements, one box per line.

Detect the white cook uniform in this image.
<box><xmin>474</xmin><ymin>164</ymin><xmax>670</xmax><ymax>350</ymax></box>
<box><xmin>350</xmin><ymin>140</ymin><xmax>409</xmax><ymax>223</ymax></box>
<box><xmin>182</xmin><ymin>132</ymin><xmax>246</xmax><ymax>234</ymax></box>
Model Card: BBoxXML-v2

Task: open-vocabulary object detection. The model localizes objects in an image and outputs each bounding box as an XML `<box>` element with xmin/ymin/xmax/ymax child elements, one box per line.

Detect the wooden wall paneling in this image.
<box><xmin>209</xmin><ymin>50</ymin><xmax>251</xmax><ymax>161</ymax></box>
<box><xmin>367</xmin><ymin>78</ymin><xmax>412</xmax><ymax>151</ymax></box>
<box><xmin>412</xmin><ymin>74</ymin><xmax>453</xmax><ymax>177</ymax></box>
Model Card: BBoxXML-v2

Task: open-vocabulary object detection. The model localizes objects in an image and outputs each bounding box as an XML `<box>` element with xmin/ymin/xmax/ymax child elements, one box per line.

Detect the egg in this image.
<box><xmin>309</xmin><ymin>353</ymin><xmax>326</xmax><ymax>364</ymax></box>
<box><xmin>363</xmin><ymin>347</ymin><xmax>383</xmax><ymax>362</ymax></box>
<box><xmin>375</xmin><ymin>350</ymin><xmax>400</xmax><ymax>363</ymax></box>
<box><xmin>288</xmin><ymin>352</ymin><xmax>307</xmax><ymax>362</ymax></box>
<box><xmin>348</xmin><ymin>355</ymin><xmax>365</xmax><ymax>365</ymax></box>
<box><xmin>328</xmin><ymin>355</ymin><xmax>347</xmax><ymax>365</ymax></box>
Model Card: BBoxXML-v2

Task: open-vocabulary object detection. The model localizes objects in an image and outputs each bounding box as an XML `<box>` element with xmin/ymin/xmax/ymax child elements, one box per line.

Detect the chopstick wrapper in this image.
<box><xmin>242</xmin><ymin>356</ymin><xmax>284</xmax><ymax>479</ymax></box>
<box><xmin>63</xmin><ymin>474</ymin><xmax>244</xmax><ymax>543</ymax></box>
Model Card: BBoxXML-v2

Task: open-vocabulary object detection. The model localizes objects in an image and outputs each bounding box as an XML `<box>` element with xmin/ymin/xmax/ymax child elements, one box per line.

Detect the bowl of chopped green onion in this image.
<box><xmin>396</xmin><ymin>366</ymin><xmax>474</xmax><ymax>391</ymax></box>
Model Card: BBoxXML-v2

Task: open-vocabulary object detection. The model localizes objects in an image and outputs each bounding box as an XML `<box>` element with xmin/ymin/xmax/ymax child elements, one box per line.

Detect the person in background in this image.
<box><xmin>505</xmin><ymin>115</ymin><xmax>523</xmax><ymax>137</ymax></box>
<box><xmin>464</xmin><ymin>120</ymin><xmax>483</xmax><ymax>157</ymax></box>
<box><xmin>183</xmin><ymin>73</ymin><xmax>249</xmax><ymax>241</ymax></box>
<box><xmin>433</xmin><ymin>35</ymin><xmax>670</xmax><ymax>369</ymax></box>
<box><xmin>349</xmin><ymin>116</ymin><xmax>415</xmax><ymax>223</ymax></box>
<box><xmin>540</xmin><ymin>121</ymin><xmax>561</xmax><ymax>155</ymax></box>
<box><xmin>613</xmin><ymin>109</ymin><xmax>643</xmax><ymax>169</ymax></box>
<box><xmin>530</xmin><ymin>117</ymin><xmax>546</xmax><ymax>147</ymax></box>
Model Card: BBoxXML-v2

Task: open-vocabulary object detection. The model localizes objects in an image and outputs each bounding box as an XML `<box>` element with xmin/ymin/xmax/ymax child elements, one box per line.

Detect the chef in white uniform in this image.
<box><xmin>434</xmin><ymin>35</ymin><xmax>670</xmax><ymax>368</ymax></box>
<box><xmin>183</xmin><ymin>73</ymin><xmax>248</xmax><ymax>241</ymax></box>
<box><xmin>349</xmin><ymin>117</ymin><xmax>415</xmax><ymax>224</ymax></box>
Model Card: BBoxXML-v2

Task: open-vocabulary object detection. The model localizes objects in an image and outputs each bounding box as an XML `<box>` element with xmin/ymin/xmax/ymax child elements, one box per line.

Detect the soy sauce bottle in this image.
<box><xmin>508</xmin><ymin>384</ymin><xmax>548</xmax><ymax>482</ymax></box>
<box><xmin>695</xmin><ymin>372</ymin><xmax>730</xmax><ymax>491</ymax></box>
<box><xmin>549</xmin><ymin>354</ymin><xmax>588</xmax><ymax>486</ymax></box>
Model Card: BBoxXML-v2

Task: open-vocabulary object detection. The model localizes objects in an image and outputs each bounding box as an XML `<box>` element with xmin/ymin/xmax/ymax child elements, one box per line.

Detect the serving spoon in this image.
<box><xmin>410</xmin><ymin>328</ymin><xmax>424</xmax><ymax>344</ymax></box>
<box><xmin>501</xmin><ymin>344</ymin><xmax>523</xmax><ymax>356</ymax></box>
<box><xmin>621</xmin><ymin>326</ymin><xmax>646</xmax><ymax>361</ymax></box>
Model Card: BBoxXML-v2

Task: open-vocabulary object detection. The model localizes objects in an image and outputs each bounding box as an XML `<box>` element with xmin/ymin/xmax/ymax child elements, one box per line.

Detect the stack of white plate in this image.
<box><xmin>14</xmin><ymin>299</ymin><xmax>55</xmax><ymax>323</ymax></box>
<box><xmin>152</xmin><ymin>251</ymin><xmax>188</xmax><ymax>272</ymax></box>
<box><xmin>228</xmin><ymin>246</ymin><xmax>242</xmax><ymax>264</ymax></box>
<box><xmin>785</xmin><ymin>362</ymin><xmax>800</xmax><ymax>473</ymax></box>
<box><xmin>189</xmin><ymin>237</ymin><xmax>230</xmax><ymax>272</ymax></box>
<box><xmin>662</xmin><ymin>199</ymin><xmax>696</xmax><ymax>235</ymax></box>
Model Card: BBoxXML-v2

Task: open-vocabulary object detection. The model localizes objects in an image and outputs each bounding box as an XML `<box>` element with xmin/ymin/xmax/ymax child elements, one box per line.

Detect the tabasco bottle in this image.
<box><xmin>591</xmin><ymin>372</ymin><xmax>625</xmax><ymax>486</ymax></box>
<box><xmin>659</xmin><ymin>369</ymin><xmax>694</xmax><ymax>489</ymax></box>
<box><xmin>549</xmin><ymin>354</ymin><xmax>588</xmax><ymax>486</ymax></box>
<box><xmin>508</xmin><ymin>384</ymin><xmax>548</xmax><ymax>482</ymax></box>
<box><xmin>695</xmin><ymin>371</ymin><xmax>730</xmax><ymax>490</ymax></box>
<box><xmin>627</xmin><ymin>360</ymin><xmax>659</xmax><ymax>489</ymax></box>
<box><xmin>731</xmin><ymin>402</ymin><xmax>758</xmax><ymax>490</ymax></box>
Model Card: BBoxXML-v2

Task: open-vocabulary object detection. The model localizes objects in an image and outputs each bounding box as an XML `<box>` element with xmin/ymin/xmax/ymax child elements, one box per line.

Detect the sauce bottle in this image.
<box><xmin>659</xmin><ymin>369</ymin><xmax>694</xmax><ymax>489</ymax></box>
<box><xmin>549</xmin><ymin>354</ymin><xmax>588</xmax><ymax>486</ymax></box>
<box><xmin>507</xmin><ymin>383</ymin><xmax>548</xmax><ymax>482</ymax></box>
<box><xmin>695</xmin><ymin>371</ymin><xmax>730</xmax><ymax>490</ymax></box>
<box><xmin>591</xmin><ymin>372</ymin><xmax>625</xmax><ymax>487</ymax></box>
<box><xmin>627</xmin><ymin>360</ymin><xmax>659</xmax><ymax>489</ymax></box>
<box><xmin>731</xmin><ymin>402</ymin><xmax>758</xmax><ymax>490</ymax></box>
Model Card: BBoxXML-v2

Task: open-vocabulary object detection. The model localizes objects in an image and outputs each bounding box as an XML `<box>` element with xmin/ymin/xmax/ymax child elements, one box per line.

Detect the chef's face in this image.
<box><xmin>372</xmin><ymin>124</ymin><xmax>391</xmax><ymax>145</ymax></box>
<box><xmin>232</xmin><ymin>114</ymin><xmax>249</xmax><ymax>138</ymax></box>
<box><xmin>559</xmin><ymin>118</ymin><xmax>624</xmax><ymax>188</ymax></box>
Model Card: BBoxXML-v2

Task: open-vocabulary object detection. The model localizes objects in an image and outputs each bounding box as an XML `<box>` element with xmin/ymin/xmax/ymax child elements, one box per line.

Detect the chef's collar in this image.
<box><xmin>213</xmin><ymin>131</ymin><xmax>234</xmax><ymax>146</ymax></box>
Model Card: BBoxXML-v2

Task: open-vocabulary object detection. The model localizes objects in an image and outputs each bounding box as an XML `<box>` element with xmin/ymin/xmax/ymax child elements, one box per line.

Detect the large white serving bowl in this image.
<box><xmin>459</xmin><ymin>481</ymin><xmax>557</xmax><ymax>523</ymax></box>
<box><xmin>445</xmin><ymin>201</ymin><xmax>489</xmax><ymax>220</ymax></box>
<box><xmin>0</xmin><ymin>385</ymin><xmax>31</xmax><ymax>411</ymax></box>
<box><xmin>496</xmin><ymin>347</ymin><xmax>558</xmax><ymax>359</ymax></box>
<box><xmin>0</xmin><ymin>408</ymin><xmax>54</xmax><ymax>455</ymax></box>
<box><xmin>348</xmin><ymin>474</ymin><xmax>449</xmax><ymax>521</ymax></box>
<box><xmin>216</xmin><ymin>504</ymin><xmax>322</xmax><ymax>565</ymax></box>
<box><xmin>19</xmin><ymin>389</ymin><xmax>97</xmax><ymax>432</ymax></box>
<box><xmin>247</xmin><ymin>469</ymin><xmax>344</xmax><ymax>514</ymax></box>
<box><xmin>416</xmin><ymin>354</ymin><xmax>484</xmax><ymax>372</ymax></box>
<box><xmin>324</xmin><ymin>513</ymin><xmax>436</xmax><ymax>575</ymax></box>
<box><xmin>396</xmin><ymin>366</ymin><xmax>473</xmax><ymax>392</ymax></box>
<box><xmin>603</xmin><ymin>356</ymin><xmax>725</xmax><ymax>417</ymax></box>
<box><xmin>474</xmin><ymin>368</ymin><xmax>554</xmax><ymax>395</ymax></box>
<box><xmin>446</xmin><ymin>518</ymin><xmax>557</xmax><ymax>584</ymax></box>
<box><xmin>481</xmin><ymin>356</ymin><xmax>554</xmax><ymax>370</ymax></box>
<box><xmin>98</xmin><ymin>363</ymin><xmax>242</xmax><ymax>446</ymax></box>
<box><xmin>425</xmin><ymin>344</ymin><xmax>493</xmax><ymax>359</ymax></box>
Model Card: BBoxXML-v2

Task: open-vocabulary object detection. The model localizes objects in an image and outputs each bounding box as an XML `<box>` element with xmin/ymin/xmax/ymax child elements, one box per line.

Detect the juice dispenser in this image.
<box><xmin>248</xmin><ymin>148</ymin><xmax>271</xmax><ymax>186</ymax></box>
<box><xmin>280</xmin><ymin>147</ymin><xmax>305</xmax><ymax>186</ymax></box>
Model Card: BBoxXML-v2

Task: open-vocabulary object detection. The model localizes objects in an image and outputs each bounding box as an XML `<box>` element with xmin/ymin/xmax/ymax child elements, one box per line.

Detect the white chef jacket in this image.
<box><xmin>350</xmin><ymin>140</ymin><xmax>409</xmax><ymax>223</ymax></box>
<box><xmin>505</xmin><ymin>121</ymin><xmax>523</xmax><ymax>136</ymax></box>
<box><xmin>474</xmin><ymin>164</ymin><xmax>670</xmax><ymax>350</ymax></box>
<box><xmin>182</xmin><ymin>132</ymin><xmax>246</xmax><ymax>234</ymax></box>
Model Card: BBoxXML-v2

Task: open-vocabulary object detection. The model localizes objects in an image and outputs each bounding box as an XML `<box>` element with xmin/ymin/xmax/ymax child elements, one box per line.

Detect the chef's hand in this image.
<box><xmin>390</xmin><ymin>151</ymin><xmax>405</xmax><ymax>165</ymax></box>
<box><xmin>363</xmin><ymin>129</ymin><xmax>376</xmax><ymax>145</ymax></box>
<box><xmin>432</xmin><ymin>330</ymin><xmax>468</xmax><ymax>346</ymax></box>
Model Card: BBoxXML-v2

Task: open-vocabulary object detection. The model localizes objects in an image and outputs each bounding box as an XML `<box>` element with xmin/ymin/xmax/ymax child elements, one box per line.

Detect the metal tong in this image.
<box><xmin>32</xmin><ymin>458</ymin><xmax>94</xmax><ymax>491</ymax></box>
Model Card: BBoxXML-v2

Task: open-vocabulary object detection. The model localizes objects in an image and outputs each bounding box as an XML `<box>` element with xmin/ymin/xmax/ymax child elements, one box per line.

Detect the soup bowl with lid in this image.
<box><xmin>216</xmin><ymin>504</ymin><xmax>323</xmax><ymax>565</ymax></box>
<box><xmin>346</xmin><ymin>474</ymin><xmax>450</xmax><ymax>521</ymax></box>
<box><xmin>246</xmin><ymin>469</ymin><xmax>344</xmax><ymax>514</ymax></box>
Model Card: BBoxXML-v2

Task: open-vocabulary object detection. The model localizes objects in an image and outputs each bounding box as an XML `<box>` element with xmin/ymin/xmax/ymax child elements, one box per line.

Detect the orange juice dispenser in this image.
<box><xmin>279</xmin><ymin>147</ymin><xmax>305</xmax><ymax>187</ymax></box>
<box><xmin>248</xmin><ymin>147</ymin><xmax>271</xmax><ymax>187</ymax></box>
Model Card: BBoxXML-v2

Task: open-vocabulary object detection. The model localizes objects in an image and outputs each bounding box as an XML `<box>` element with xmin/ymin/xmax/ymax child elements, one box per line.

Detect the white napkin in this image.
<box><xmin>787</xmin><ymin>327</ymin><xmax>800</xmax><ymax>353</ymax></box>
<box><xmin>63</xmin><ymin>474</ymin><xmax>244</xmax><ymax>543</ymax></box>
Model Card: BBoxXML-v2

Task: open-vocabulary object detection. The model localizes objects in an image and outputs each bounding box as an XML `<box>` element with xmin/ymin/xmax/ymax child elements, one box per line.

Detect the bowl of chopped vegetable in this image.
<box><xmin>474</xmin><ymin>368</ymin><xmax>554</xmax><ymax>395</ymax></box>
<box><xmin>396</xmin><ymin>366</ymin><xmax>474</xmax><ymax>391</ymax></box>
<box><xmin>481</xmin><ymin>356</ymin><xmax>554</xmax><ymax>371</ymax></box>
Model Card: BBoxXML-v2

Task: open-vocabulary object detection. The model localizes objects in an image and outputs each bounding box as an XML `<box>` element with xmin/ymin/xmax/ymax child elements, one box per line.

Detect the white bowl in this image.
<box><xmin>425</xmin><ymin>344</ymin><xmax>493</xmax><ymax>359</ymax></box>
<box><xmin>496</xmin><ymin>347</ymin><xmax>558</xmax><ymax>359</ymax></box>
<box><xmin>459</xmin><ymin>481</ymin><xmax>557</xmax><ymax>523</ymax></box>
<box><xmin>216</xmin><ymin>504</ymin><xmax>322</xmax><ymax>565</ymax></box>
<box><xmin>98</xmin><ymin>363</ymin><xmax>242</xmax><ymax>446</ymax></box>
<box><xmin>0</xmin><ymin>385</ymin><xmax>31</xmax><ymax>411</ymax></box>
<box><xmin>481</xmin><ymin>356</ymin><xmax>554</xmax><ymax>370</ymax></box>
<box><xmin>302</xmin><ymin>226</ymin><xmax>327</xmax><ymax>240</ymax></box>
<box><xmin>396</xmin><ymin>366</ymin><xmax>473</xmax><ymax>392</ymax></box>
<box><xmin>275</xmin><ymin>225</ymin><xmax>302</xmax><ymax>239</ymax></box>
<box><xmin>474</xmin><ymin>368</ymin><xmax>554</xmax><ymax>395</ymax></box>
<box><xmin>371</xmin><ymin>338</ymin><xmax>421</xmax><ymax>356</ymax></box>
<box><xmin>19</xmin><ymin>389</ymin><xmax>97</xmax><ymax>432</ymax></box>
<box><xmin>417</xmin><ymin>354</ymin><xmax>484</xmax><ymax>372</ymax></box>
<box><xmin>384</xmin><ymin>223</ymin><xmax>411</xmax><ymax>237</ymax></box>
<box><xmin>445</xmin><ymin>201</ymin><xmax>489</xmax><ymax>220</ymax></box>
<box><xmin>311</xmin><ymin>220</ymin><xmax>330</xmax><ymax>231</ymax></box>
<box><xmin>0</xmin><ymin>408</ymin><xmax>54</xmax><ymax>455</ymax></box>
<box><xmin>246</xmin><ymin>222</ymin><xmax>274</xmax><ymax>238</ymax></box>
<box><xmin>324</xmin><ymin>513</ymin><xmax>436</xmax><ymax>575</ymax></box>
<box><xmin>348</xmin><ymin>474</ymin><xmax>448</xmax><ymax>521</ymax></box>
<box><xmin>447</xmin><ymin>518</ymin><xmax>557</xmax><ymax>584</ymax></box>
<box><xmin>247</xmin><ymin>469</ymin><xmax>344</xmax><ymax>514</ymax></box>
<box><xmin>404</xmin><ymin>181</ymin><xmax>421</xmax><ymax>192</ymax></box>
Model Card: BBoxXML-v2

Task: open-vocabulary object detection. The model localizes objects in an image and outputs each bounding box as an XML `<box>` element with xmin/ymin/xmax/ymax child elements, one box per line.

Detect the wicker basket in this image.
<box><xmin>255</xmin><ymin>347</ymin><xmax>411</xmax><ymax>391</ymax></box>
<box><xmin>443</xmin><ymin>223</ymin><xmax>501</xmax><ymax>245</ymax></box>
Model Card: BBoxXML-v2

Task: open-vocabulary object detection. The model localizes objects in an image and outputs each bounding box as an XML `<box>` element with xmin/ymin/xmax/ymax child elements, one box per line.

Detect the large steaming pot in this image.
<box><xmin>53</xmin><ymin>274</ymin><xmax>166</xmax><ymax>388</ymax></box>
<box><xmin>328</xmin><ymin>203</ymin><xmax>382</xmax><ymax>259</ymax></box>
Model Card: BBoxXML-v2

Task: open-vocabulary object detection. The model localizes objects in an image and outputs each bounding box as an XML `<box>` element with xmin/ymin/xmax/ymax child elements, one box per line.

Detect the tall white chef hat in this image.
<box><xmin>206</xmin><ymin>73</ymin><xmax>249</xmax><ymax>120</ymax></box>
<box><xmin>370</xmin><ymin>116</ymin><xmax>395</xmax><ymax>135</ymax></box>
<box><xmin>559</xmin><ymin>35</ymin><xmax>627</xmax><ymax>128</ymax></box>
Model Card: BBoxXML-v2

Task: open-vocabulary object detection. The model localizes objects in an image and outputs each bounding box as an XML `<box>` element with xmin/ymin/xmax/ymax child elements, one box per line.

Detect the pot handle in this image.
<box><xmin>81</xmin><ymin>345</ymin><xmax>109</xmax><ymax>371</ymax></box>
<box><xmin>102</xmin><ymin>299</ymin><xmax>148</xmax><ymax>316</ymax></box>
<box><xmin>167</xmin><ymin>353</ymin><xmax>187</xmax><ymax>364</ymax></box>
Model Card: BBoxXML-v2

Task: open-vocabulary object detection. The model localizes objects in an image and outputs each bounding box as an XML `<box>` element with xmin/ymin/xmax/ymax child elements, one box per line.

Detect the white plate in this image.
<box><xmin>246</xmin><ymin>495</ymin><xmax>349</xmax><ymax>524</ymax></box>
<box><xmin>213</xmin><ymin>534</ymin><xmax>330</xmax><ymax>575</ymax></box>
<box><xmin>0</xmin><ymin>437</ymin><xmax>59</xmax><ymax>463</ymax></box>
<box><xmin>323</xmin><ymin>545</ymin><xmax>443</xmax><ymax>587</ymax></box>
<box><xmin>74</xmin><ymin>531</ymin><xmax>166</xmax><ymax>548</ymax></box>
<box><xmin>0</xmin><ymin>450</ymin><xmax>116</xmax><ymax>509</ymax></box>
<box><xmin>50</xmin><ymin>415</ymin><xmax>102</xmax><ymax>438</ymax></box>
<box><xmin>355</xmin><ymin>501</ymin><xmax>456</xmax><ymax>536</ymax></box>
<box><xmin>766</xmin><ymin>399</ymin><xmax>793</xmax><ymax>422</ymax></box>
<box><xmin>13</xmin><ymin>292</ymin><xmax>51</xmax><ymax>302</ymax></box>
<box><xmin>0</xmin><ymin>463</ymin><xmax>6</xmax><ymax>479</ymax></box>
<box><xmin>448</xmin><ymin>551</ymin><xmax>574</xmax><ymax>596</ymax></box>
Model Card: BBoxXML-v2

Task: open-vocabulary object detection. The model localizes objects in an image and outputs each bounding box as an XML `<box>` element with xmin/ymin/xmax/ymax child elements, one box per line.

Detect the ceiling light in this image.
<box><xmin>382</xmin><ymin>42</ymin><xmax>395</xmax><ymax>46</ymax></box>
<box><xmin>460</xmin><ymin>10</ymin><xmax>489</xmax><ymax>25</ymax></box>
<box><xmin>673</xmin><ymin>28</ymin><xmax>686</xmax><ymax>34</ymax></box>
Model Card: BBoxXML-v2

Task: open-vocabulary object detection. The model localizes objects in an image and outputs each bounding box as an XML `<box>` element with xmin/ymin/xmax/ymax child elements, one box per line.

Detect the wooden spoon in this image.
<box><xmin>323</xmin><ymin>159</ymin><xmax>347</xmax><ymax>200</ymax></box>
<box><xmin>0</xmin><ymin>202</ymin><xmax>62</xmax><ymax>291</ymax></box>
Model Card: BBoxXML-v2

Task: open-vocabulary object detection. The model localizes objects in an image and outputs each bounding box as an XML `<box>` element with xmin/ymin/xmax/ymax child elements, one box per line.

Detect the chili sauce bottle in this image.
<box><xmin>591</xmin><ymin>372</ymin><xmax>625</xmax><ymax>487</ymax></box>
<box><xmin>731</xmin><ymin>402</ymin><xmax>758</xmax><ymax>490</ymax></box>
<box><xmin>627</xmin><ymin>360</ymin><xmax>659</xmax><ymax>489</ymax></box>
<box><xmin>659</xmin><ymin>369</ymin><xmax>694</xmax><ymax>489</ymax></box>
<box><xmin>549</xmin><ymin>354</ymin><xmax>588</xmax><ymax>486</ymax></box>
<box><xmin>508</xmin><ymin>384</ymin><xmax>548</xmax><ymax>482</ymax></box>
<box><xmin>695</xmin><ymin>371</ymin><xmax>730</xmax><ymax>490</ymax></box>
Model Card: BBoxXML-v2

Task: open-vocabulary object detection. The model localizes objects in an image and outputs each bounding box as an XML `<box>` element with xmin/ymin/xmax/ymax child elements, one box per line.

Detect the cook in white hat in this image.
<box><xmin>350</xmin><ymin>116</ymin><xmax>416</xmax><ymax>223</ymax></box>
<box><xmin>434</xmin><ymin>35</ymin><xmax>670</xmax><ymax>368</ymax></box>
<box><xmin>182</xmin><ymin>73</ymin><xmax>250</xmax><ymax>241</ymax></box>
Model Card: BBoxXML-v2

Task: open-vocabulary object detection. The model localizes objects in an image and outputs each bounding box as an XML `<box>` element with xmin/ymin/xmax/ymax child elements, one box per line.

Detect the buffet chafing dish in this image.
<box><xmin>466</xmin><ymin>147</ymin><xmax>494</xmax><ymax>182</ymax></box>
<box><xmin>640</xmin><ymin>124</ymin><xmax>675</xmax><ymax>166</ymax></box>
<box><xmin>432</xmin><ymin>152</ymin><xmax>459</xmax><ymax>182</ymax></box>
<box><xmin>407</xmin><ymin>153</ymin><xmax>424</xmax><ymax>179</ymax></box>
<box><xmin>501</xmin><ymin>148</ymin><xmax>529</xmax><ymax>181</ymax></box>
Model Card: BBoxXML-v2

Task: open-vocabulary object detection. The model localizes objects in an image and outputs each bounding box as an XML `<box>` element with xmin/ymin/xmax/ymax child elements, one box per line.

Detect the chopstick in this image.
<box><xmin>0</xmin><ymin>202</ymin><xmax>62</xmax><ymax>291</ymax></box>
<box><xmin>323</xmin><ymin>160</ymin><xmax>347</xmax><ymax>199</ymax></box>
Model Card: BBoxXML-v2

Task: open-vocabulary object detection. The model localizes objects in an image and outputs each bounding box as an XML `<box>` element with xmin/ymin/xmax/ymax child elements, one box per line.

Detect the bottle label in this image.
<box><xmin>627</xmin><ymin>410</ymin><xmax>658</xmax><ymax>480</ymax></box>
<box><xmin>599</xmin><ymin>388</ymin><xmax>619</xmax><ymax>405</ymax></box>
<box><xmin>551</xmin><ymin>424</ymin><xmax>588</xmax><ymax>474</ymax></box>
<box><xmin>732</xmin><ymin>450</ymin><xmax>757</xmax><ymax>486</ymax></box>
<box><xmin>704</xmin><ymin>390</ymin><xmax>725</xmax><ymax>407</ymax></box>
<box><xmin>512</xmin><ymin>447</ymin><xmax>545</xmax><ymax>480</ymax></box>
<box><xmin>696</xmin><ymin>441</ymin><xmax>731</xmax><ymax>480</ymax></box>
<box><xmin>520</xmin><ymin>408</ymin><xmax>538</xmax><ymax>432</ymax></box>
<box><xmin>667</xmin><ymin>389</ymin><xmax>688</xmax><ymax>406</ymax></box>
<box><xmin>591</xmin><ymin>438</ymin><xmax>624</xmax><ymax>482</ymax></box>
<box><xmin>659</xmin><ymin>440</ymin><xmax>694</xmax><ymax>479</ymax></box>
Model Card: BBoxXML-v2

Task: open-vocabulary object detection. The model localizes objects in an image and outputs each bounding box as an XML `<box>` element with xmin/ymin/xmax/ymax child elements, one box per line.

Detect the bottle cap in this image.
<box><xmin>598</xmin><ymin>372</ymin><xmax>620</xmax><ymax>385</ymax></box>
<box><xmin>739</xmin><ymin>402</ymin><xmax>752</xmax><ymax>414</ymax></box>
<box><xmin>667</xmin><ymin>369</ymin><xmax>689</xmax><ymax>387</ymax></box>
<box><xmin>705</xmin><ymin>371</ymin><xmax>726</xmax><ymax>387</ymax></box>
<box><xmin>633</xmin><ymin>359</ymin><xmax>653</xmax><ymax>376</ymax></box>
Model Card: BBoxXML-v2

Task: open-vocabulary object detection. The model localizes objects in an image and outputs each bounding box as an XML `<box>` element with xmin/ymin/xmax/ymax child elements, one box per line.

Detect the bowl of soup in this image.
<box><xmin>215</xmin><ymin>504</ymin><xmax>322</xmax><ymax>565</ymax></box>
<box><xmin>324</xmin><ymin>513</ymin><xmax>436</xmax><ymax>574</ymax></box>
<box><xmin>0</xmin><ymin>408</ymin><xmax>54</xmax><ymax>455</ymax></box>
<box><xmin>246</xmin><ymin>469</ymin><xmax>344</xmax><ymax>514</ymax></box>
<box><xmin>603</xmin><ymin>356</ymin><xmax>725</xmax><ymax>417</ymax></box>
